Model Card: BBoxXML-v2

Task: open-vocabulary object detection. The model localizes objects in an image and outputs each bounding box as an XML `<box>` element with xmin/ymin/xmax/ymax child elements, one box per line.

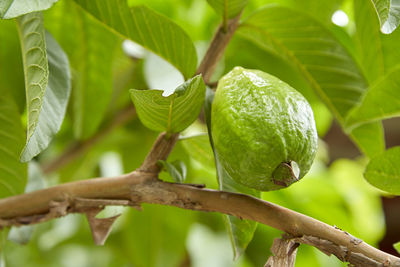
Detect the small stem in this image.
<box><xmin>42</xmin><ymin>105</ymin><xmax>136</xmax><ymax>174</ymax></box>
<box><xmin>196</xmin><ymin>13</ymin><xmax>241</xmax><ymax>83</ymax></box>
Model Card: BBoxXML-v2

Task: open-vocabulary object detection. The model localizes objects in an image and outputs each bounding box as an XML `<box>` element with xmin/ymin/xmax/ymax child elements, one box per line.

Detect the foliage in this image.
<box><xmin>1</xmin><ymin>0</ymin><xmax>400</xmax><ymax>266</ymax></box>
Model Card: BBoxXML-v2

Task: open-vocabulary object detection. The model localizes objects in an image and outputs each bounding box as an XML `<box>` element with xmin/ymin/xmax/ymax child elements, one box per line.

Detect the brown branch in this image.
<box><xmin>0</xmin><ymin>176</ymin><xmax>399</xmax><ymax>266</ymax></box>
<box><xmin>196</xmin><ymin>14</ymin><xmax>241</xmax><ymax>83</ymax></box>
<box><xmin>42</xmin><ymin>105</ymin><xmax>136</xmax><ymax>174</ymax></box>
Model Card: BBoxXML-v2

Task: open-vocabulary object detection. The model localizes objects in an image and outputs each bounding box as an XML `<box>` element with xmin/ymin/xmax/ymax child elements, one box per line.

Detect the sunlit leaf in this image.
<box><xmin>73</xmin><ymin>0</ymin><xmax>197</xmax><ymax>79</ymax></box>
<box><xmin>370</xmin><ymin>0</ymin><xmax>400</xmax><ymax>34</ymax></box>
<box><xmin>349</xmin><ymin>122</ymin><xmax>385</xmax><ymax>158</ymax></box>
<box><xmin>364</xmin><ymin>146</ymin><xmax>400</xmax><ymax>195</ymax></box>
<box><xmin>394</xmin><ymin>241</ymin><xmax>400</xmax><ymax>254</ymax></box>
<box><xmin>354</xmin><ymin>0</ymin><xmax>385</xmax><ymax>84</ymax></box>
<box><xmin>0</xmin><ymin>0</ymin><xmax>58</xmax><ymax>19</ymax></box>
<box><xmin>130</xmin><ymin>75</ymin><xmax>205</xmax><ymax>133</ymax></box>
<box><xmin>346</xmin><ymin>68</ymin><xmax>400</xmax><ymax>131</ymax></box>
<box><xmin>0</xmin><ymin>93</ymin><xmax>27</xmax><ymax>198</ymax></box>
<box><xmin>238</xmin><ymin>5</ymin><xmax>384</xmax><ymax>157</ymax></box>
<box><xmin>20</xmin><ymin>31</ymin><xmax>71</xmax><ymax>162</ymax></box>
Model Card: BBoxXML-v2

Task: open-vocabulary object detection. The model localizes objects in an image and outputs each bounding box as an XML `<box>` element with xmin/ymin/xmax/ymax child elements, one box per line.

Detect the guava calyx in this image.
<box><xmin>272</xmin><ymin>161</ymin><xmax>300</xmax><ymax>188</ymax></box>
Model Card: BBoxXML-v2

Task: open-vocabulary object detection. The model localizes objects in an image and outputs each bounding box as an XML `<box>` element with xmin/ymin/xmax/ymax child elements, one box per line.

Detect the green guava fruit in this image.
<box><xmin>211</xmin><ymin>67</ymin><xmax>318</xmax><ymax>191</ymax></box>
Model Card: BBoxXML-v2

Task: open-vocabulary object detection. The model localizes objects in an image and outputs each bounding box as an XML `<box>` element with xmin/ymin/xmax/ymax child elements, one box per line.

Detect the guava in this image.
<box><xmin>211</xmin><ymin>67</ymin><xmax>318</xmax><ymax>191</ymax></box>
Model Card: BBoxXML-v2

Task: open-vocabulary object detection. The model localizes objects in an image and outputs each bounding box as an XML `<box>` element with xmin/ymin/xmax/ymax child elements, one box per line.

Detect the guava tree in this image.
<box><xmin>1</xmin><ymin>0</ymin><xmax>400</xmax><ymax>266</ymax></box>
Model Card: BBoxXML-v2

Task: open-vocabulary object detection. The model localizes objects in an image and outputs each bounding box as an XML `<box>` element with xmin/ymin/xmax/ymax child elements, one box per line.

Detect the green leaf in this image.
<box><xmin>158</xmin><ymin>160</ymin><xmax>187</xmax><ymax>183</ymax></box>
<box><xmin>371</xmin><ymin>0</ymin><xmax>400</xmax><ymax>34</ymax></box>
<box><xmin>44</xmin><ymin>2</ymin><xmax>119</xmax><ymax>140</ymax></box>
<box><xmin>0</xmin><ymin>0</ymin><xmax>58</xmax><ymax>19</ymax></box>
<box><xmin>0</xmin><ymin>19</ymin><xmax>25</xmax><ymax>112</ymax></box>
<box><xmin>130</xmin><ymin>75</ymin><xmax>206</xmax><ymax>133</ymax></box>
<box><xmin>207</xmin><ymin>0</ymin><xmax>248</xmax><ymax>25</ymax></box>
<box><xmin>239</xmin><ymin>6</ymin><xmax>367</xmax><ymax>120</ymax></box>
<box><xmin>72</xmin><ymin>11</ymin><xmax>119</xmax><ymax>140</ymax></box>
<box><xmin>0</xmin><ymin>93</ymin><xmax>27</xmax><ymax>198</ymax></box>
<box><xmin>20</xmin><ymin>31</ymin><xmax>71</xmax><ymax>162</ymax></box>
<box><xmin>364</xmin><ymin>146</ymin><xmax>400</xmax><ymax>194</ymax></box>
<box><xmin>345</xmin><ymin>68</ymin><xmax>400</xmax><ymax>130</ymax></box>
<box><xmin>354</xmin><ymin>0</ymin><xmax>385</xmax><ymax>84</ymax></box>
<box><xmin>394</xmin><ymin>241</ymin><xmax>400</xmax><ymax>254</ymax></box>
<box><xmin>204</xmin><ymin>87</ymin><xmax>258</xmax><ymax>259</ymax></box>
<box><xmin>238</xmin><ymin>6</ymin><xmax>384</xmax><ymax>157</ymax></box>
<box><xmin>73</xmin><ymin>0</ymin><xmax>197</xmax><ymax>79</ymax></box>
<box><xmin>349</xmin><ymin>122</ymin><xmax>385</xmax><ymax>158</ymax></box>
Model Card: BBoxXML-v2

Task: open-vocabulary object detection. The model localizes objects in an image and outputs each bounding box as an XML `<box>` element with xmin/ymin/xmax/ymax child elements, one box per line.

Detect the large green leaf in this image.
<box><xmin>0</xmin><ymin>19</ymin><xmax>25</xmax><ymax>112</ymax></box>
<box><xmin>73</xmin><ymin>0</ymin><xmax>197</xmax><ymax>79</ymax></box>
<box><xmin>204</xmin><ymin>88</ymin><xmax>258</xmax><ymax>259</ymax></box>
<box><xmin>364</xmin><ymin>146</ymin><xmax>400</xmax><ymax>195</ymax></box>
<box><xmin>238</xmin><ymin>6</ymin><xmax>384</xmax><ymax>157</ymax></box>
<box><xmin>0</xmin><ymin>93</ymin><xmax>27</xmax><ymax>198</ymax></box>
<box><xmin>0</xmin><ymin>0</ymin><xmax>58</xmax><ymax>19</ymax></box>
<box><xmin>20</xmin><ymin>31</ymin><xmax>71</xmax><ymax>162</ymax></box>
<box><xmin>354</xmin><ymin>0</ymin><xmax>385</xmax><ymax>84</ymax></box>
<box><xmin>44</xmin><ymin>2</ymin><xmax>119</xmax><ymax>140</ymax></box>
<box><xmin>345</xmin><ymin>68</ymin><xmax>400</xmax><ymax>130</ymax></box>
<box><xmin>371</xmin><ymin>0</ymin><xmax>400</xmax><ymax>34</ymax></box>
<box><xmin>72</xmin><ymin>12</ymin><xmax>119</xmax><ymax>140</ymax></box>
<box><xmin>16</xmin><ymin>12</ymin><xmax>49</xmax><ymax>155</ymax></box>
<box><xmin>207</xmin><ymin>0</ymin><xmax>248</xmax><ymax>23</ymax></box>
<box><xmin>130</xmin><ymin>75</ymin><xmax>205</xmax><ymax>133</ymax></box>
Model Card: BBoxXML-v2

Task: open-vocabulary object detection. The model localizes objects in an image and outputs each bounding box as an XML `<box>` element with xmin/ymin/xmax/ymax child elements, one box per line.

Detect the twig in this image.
<box><xmin>42</xmin><ymin>105</ymin><xmax>136</xmax><ymax>174</ymax></box>
<box><xmin>196</xmin><ymin>14</ymin><xmax>241</xmax><ymax>83</ymax></box>
<box><xmin>0</xmin><ymin>177</ymin><xmax>398</xmax><ymax>266</ymax></box>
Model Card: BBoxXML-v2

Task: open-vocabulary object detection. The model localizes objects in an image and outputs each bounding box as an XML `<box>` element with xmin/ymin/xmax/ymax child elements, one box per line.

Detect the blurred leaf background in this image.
<box><xmin>1</xmin><ymin>0</ymin><xmax>400</xmax><ymax>266</ymax></box>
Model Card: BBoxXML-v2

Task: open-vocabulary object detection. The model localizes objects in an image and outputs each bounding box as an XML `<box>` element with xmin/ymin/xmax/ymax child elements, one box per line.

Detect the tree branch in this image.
<box><xmin>42</xmin><ymin>105</ymin><xmax>136</xmax><ymax>174</ymax></box>
<box><xmin>196</xmin><ymin>14</ymin><xmax>241</xmax><ymax>83</ymax></box>
<box><xmin>0</xmin><ymin>176</ymin><xmax>398</xmax><ymax>266</ymax></box>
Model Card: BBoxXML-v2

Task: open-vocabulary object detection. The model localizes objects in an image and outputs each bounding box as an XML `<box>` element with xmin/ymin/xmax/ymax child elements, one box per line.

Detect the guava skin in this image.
<box><xmin>211</xmin><ymin>67</ymin><xmax>318</xmax><ymax>191</ymax></box>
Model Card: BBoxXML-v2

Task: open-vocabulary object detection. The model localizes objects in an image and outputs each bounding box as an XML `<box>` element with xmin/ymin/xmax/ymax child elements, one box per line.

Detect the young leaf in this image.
<box><xmin>0</xmin><ymin>0</ymin><xmax>58</xmax><ymax>19</ymax></box>
<box><xmin>73</xmin><ymin>0</ymin><xmax>197</xmax><ymax>79</ymax></box>
<box><xmin>20</xmin><ymin>31</ymin><xmax>71</xmax><ymax>162</ymax></box>
<box><xmin>0</xmin><ymin>93</ymin><xmax>27</xmax><ymax>198</ymax></box>
<box><xmin>238</xmin><ymin>6</ymin><xmax>384</xmax><ymax>157</ymax></box>
<box><xmin>394</xmin><ymin>241</ymin><xmax>400</xmax><ymax>254</ymax></box>
<box><xmin>207</xmin><ymin>0</ymin><xmax>248</xmax><ymax>28</ymax></box>
<box><xmin>130</xmin><ymin>75</ymin><xmax>206</xmax><ymax>133</ymax></box>
<box><xmin>371</xmin><ymin>0</ymin><xmax>400</xmax><ymax>34</ymax></box>
<box><xmin>158</xmin><ymin>160</ymin><xmax>187</xmax><ymax>183</ymax></box>
<box><xmin>345</xmin><ymin>67</ymin><xmax>400</xmax><ymax>130</ymax></box>
<box><xmin>364</xmin><ymin>146</ymin><xmax>400</xmax><ymax>195</ymax></box>
<box><xmin>204</xmin><ymin>87</ymin><xmax>258</xmax><ymax>259</ymax></box>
